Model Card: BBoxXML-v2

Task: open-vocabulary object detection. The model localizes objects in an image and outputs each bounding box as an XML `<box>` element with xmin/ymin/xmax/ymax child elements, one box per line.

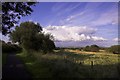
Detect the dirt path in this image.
<box><xmin>2</xmin><ymin>53</ymin><xmax>32</xmax><ymax>80</ymax></box>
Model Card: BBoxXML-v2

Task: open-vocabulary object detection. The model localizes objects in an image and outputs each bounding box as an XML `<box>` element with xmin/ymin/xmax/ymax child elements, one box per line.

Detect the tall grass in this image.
<box><xmin>17</xmin><ymin>49</ymin><xmax>120</xmax><ymax>79</ymax></box>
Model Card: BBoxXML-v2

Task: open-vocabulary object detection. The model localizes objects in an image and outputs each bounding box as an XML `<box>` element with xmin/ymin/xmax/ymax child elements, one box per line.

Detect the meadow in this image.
<box><xmin>17</xmin><ymin>49</ymin><xmax>120</xmax><ymax>79</ymax></box>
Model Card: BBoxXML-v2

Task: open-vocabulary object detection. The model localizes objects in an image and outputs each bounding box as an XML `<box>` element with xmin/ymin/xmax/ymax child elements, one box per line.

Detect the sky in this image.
<box><xmin>1</xmin><ymin>2</ymin><xmax>119</xmax><ymax>47</ymax></box>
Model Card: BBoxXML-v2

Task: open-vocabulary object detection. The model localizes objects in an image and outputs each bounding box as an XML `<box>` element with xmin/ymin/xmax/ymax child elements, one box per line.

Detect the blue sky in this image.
<box><xmin>2</xmin><ymin>2</ymin><xmax>119</xmax><ymax>47</ymax></box>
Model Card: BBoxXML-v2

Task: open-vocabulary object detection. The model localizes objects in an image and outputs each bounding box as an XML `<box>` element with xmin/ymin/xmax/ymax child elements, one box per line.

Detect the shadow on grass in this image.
<box><xmin>19</xmin><ymin>51</ymin><xmax>120</xmax><ymax>79</ymax></box>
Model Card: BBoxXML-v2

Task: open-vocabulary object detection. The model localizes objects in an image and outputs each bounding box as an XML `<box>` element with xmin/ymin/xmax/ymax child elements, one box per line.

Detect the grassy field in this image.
<box><xmin>17</xmin><ymin>49</ymin><xmax>120</xmax><ymax>79</ymax></box>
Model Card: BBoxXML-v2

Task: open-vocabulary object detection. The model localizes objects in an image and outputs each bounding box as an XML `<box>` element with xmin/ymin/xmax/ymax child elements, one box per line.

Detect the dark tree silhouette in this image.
<box><xmin>83</xmin><ymin>45</ymin><xmax>100</xmax><ymax>52</ymax></box>
<box><xmin>1</xmin><ymin>40</ymin><xmax>22</xmax><ymax>53</ymax></box>
<box><xmin>10</xmin><ymin>21</ymin><xmax>55</xmax><ymax>53</ymax></box>
<box><xmin>108</xmin><ymin>45</ymin><xmax>120</xmax><ymax>54</ymax></box>
<box><xmin>83</xmin><ymin>46</ymin><xmax>90</xmax><ymax>51</ymax></box>
<box><xmin>90</xmin><ymin>45</ymin><xmax>100</xmax><ymax>52</ymax></box>
<box><xmin>2</xmin><ymin>2</ymin><xmax>36</xmax><ymax>35</ymax></box>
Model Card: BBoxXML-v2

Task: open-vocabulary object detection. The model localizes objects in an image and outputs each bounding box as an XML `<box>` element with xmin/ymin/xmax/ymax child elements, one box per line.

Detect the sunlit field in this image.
<box><xmin>2</xmin><ymin>2</ymin><xmax>119</xmax><ymax>80</ymax></box>
<box><xmin>17</xmin><ymin>49</ymin><xmax>120</xmax><ymax>79</ymax></box>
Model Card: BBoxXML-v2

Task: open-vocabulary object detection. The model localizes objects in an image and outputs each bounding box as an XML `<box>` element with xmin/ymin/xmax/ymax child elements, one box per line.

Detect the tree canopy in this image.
<box><xmin>1</xmin><ymin>40</ymin><xmax>22</xmax><ymax>53</ymax></box>
<box><xmin>108</xmin><ymin>45</ymin><xmax>120</xmax><ymax>54</ymax></box>
<box><xmin>10</xmin><ymin>21</ymin><xmax>55</xmax><ymax>53</ymax></box>
<box><xmin>83</xmin><ymin>45</ymin><xmax>100</xmax><ymax>52</ymax></box>
<box><xmin>2</xmin><ymin>2</ymin><xmax>36</xmax><ymax>35</ymax></box>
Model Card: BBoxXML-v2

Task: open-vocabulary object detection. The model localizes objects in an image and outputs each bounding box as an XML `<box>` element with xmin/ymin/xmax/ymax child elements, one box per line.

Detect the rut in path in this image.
<box><xmin>2</xmin><ymin>53</ymin><xmax>33</xmax><ymax>80</ymax></box>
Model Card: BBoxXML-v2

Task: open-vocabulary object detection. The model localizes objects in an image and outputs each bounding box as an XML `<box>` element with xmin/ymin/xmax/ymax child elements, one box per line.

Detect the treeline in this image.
<box><xmin>83</xmin><ymin>45</ymin><xmax>100</xmax><ymax>52</ymax></box>
<box><xmin>2</xmin><ymin>21</ymin><xmax>56</xmax><ymax>54</ymax></box>
<box><xmin>56</xmin><ymin>44</ymin><xmax>120</xmax><ymax>54</ymax></box>
<box><xmin>2</xmin><ymin>21</ymin><xmax>119</xmax><ymax>54</ymax></box>
<box><xmin>107</xmin><ymin>45</ymin><xmax>120</xmax><ymax>54</ymax></box>
<box><xmin>1</xmin><ymin>40</ymin><xmax>22</xmax><ymax>53</ymax></box>
<box><xmin>55</xmin><ymin>45</ymin><xmax>100</xmax><ymax>52</ymax></box>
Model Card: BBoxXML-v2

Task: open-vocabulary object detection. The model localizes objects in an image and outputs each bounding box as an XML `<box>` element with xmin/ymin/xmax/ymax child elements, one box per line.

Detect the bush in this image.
<box><xmin>2</xmin><ymin>41</ymin><xmax>22</xmax><ymax>53</ymax></box>
<box><xmin>90</xmin><ymin>45</ymin><xmax>99</xmax><ymax>52</ymax></box>
<box><xmin>108</xmin><ymin>45</ymin><xmax>120</xmax><ymax>54</ymax></box>
<box><xmin>83</xmin><ymin>45</ymin><xmax>100</xmax><ymax>52</ymax></box>
<box><xmin>83</xmin><ymin>46</ymin><xmax>90</xmax><ymax>51</ymax></box>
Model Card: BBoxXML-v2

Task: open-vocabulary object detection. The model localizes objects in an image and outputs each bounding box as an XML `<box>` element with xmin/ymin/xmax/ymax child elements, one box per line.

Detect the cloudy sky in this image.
<box><xmin>2</xmin><ymin>2</ymin><xmax>119</xmax><ymax>47</ymax></box>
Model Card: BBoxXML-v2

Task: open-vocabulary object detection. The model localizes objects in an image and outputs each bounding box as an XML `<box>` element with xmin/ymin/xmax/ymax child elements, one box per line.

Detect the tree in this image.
<box><xmin>108</xmin><ymin>45</ymin><xmax>120</xmax><ymax>54</ymax></box>
<box><xmin>83</xmin><ymin>45</ymin><xmax>100</xmax><ymax>52</ymax></box>
<box><xmin>83</xmin><ymin>46</ymin><xmax>90</xmax><ymax>51</ymax></box>
<box><xmin>42</xmin><ymin>34</ymin><xmax>55</xmax><ymax>53</ymax></box>
<box><xmin>10</xmin><ymin>21</ymin><xmax>55</xmax><ymax>53</ymax></box>
<box><xmin>1</xmin><ymin>40</ymin><xmax>22</xmax><ymax>53</ymax></box>
<box><xmin>90</xmin><ymin>45</ymin><xmax>99</xmax><ymax>52</ymax></box>
<box><xmin>2</xmin><ymin>2</ymin><xmax>36</xmax><ymax>35</ymax></box>
<box><xmin>10</xmin><ymin>21</ymin><xmax>42</xmax><ymax>50</ymax></box>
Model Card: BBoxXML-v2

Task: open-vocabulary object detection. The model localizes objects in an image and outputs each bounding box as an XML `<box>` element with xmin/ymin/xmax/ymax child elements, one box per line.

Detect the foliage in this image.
<box><xmin>10</xmin><ymin>21</ymin><xmax>55</xmax><ymax>53</ymax></box>
<box><xmin>1</xmin><ymin>40</ymin><xmax>22</xmax><ymax>53</ymax></box>
<box><xmin>41</xmin><ymin>34</ymin><xmax>56</xmax><ymax>53</ymax></box>
<box><xmin>107</xmin><ymin>45</ymin><xmax>120</xmax><ymax>54</ymax></box>
<box><xmin>90</xmin><ymin>45</ymin><xmax>100</xmax><ymax>52</ymax></box>
<box><xmin>2</xmin><ymin>2</ymin><xmax>36</xmax><ymax>35</ymax></box>
<box><xmin>10</xmin><ymin>21</ymin><xmax>42</xmax><ymax>50</ymax></box>
<box><xmin>83</xmin><ymin>45</ymin><xmax>100</xmax><ymax>52</ymax></box>
<box><xmin>83</xmin><ymin>46</ymin><xmax>90</xmax><ymax>51</ymax></box>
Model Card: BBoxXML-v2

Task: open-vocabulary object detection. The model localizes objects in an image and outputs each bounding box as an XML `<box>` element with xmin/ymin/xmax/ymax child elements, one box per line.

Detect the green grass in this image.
<box><xmin>17</xmin><ymin>49</ymin><xmax>120</xmax><ymax>79</ymax></box>
<box><xmin>16</xmin><ymin>52</ymin><xmax>53</xmax><ymax>79</ymax></box>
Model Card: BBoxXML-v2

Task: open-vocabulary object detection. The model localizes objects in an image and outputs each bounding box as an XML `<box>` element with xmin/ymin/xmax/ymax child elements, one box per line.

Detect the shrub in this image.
<box><xmin>83</xmin><ymin>46</ymin><xmax>90</xmax><ymax>52</ymax></box>
<box><xmin>108</xmin><ymin>45</ymin><xmax>120</xmax><ymax>54</ymax></box>
<box><xmin>83</xmin><ymin>45</ymin><xmax>100</xmax><ymax>52</ymax></box>
<box><xmin>2</xmin><ymin>41</ymin><xmax>22</xmax><ymax>53</ymax></box>
<box><xmin>90</xmin><ymin>45</ymin><xmax>100</xmax><ymax>52</ymax></box>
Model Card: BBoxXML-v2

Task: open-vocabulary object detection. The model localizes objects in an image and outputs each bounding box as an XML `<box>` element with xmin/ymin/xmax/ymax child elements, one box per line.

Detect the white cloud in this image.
<box><xmin>0</xmin><ymin>33</ymin><xmax>10</xmax><ymax>42</ymax></box>
<box><xmin>66</xmin><ymin>11</ymin><xmax>85</xmax><ymax>21</ymax></box>
<box><xmin>91</xmin><ymin>36</ymin><xmax>107</xmax><ymax>41</ymax></box>
<box><xmin>43</xmin><ymin>26</ymin><xmax>107</xmax><ymax>42</ymax></box>
<box><xmin>113</xmin><ymin>38</ymin><xmax>120</xmax><ymax>42</ymax></box>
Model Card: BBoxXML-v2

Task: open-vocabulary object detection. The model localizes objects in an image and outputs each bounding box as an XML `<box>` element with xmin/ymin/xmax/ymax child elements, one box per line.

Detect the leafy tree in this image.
<box><xmin>41</xmin><ymin>34</ymin><xmax>55</xmax><ymax>53</ymax></box>
<box><xmin>83</xmin><ymin>46</ymin><xmax>90</xmax><ymax>51</ymax></box>
<box><xmin>90</xmin><ymin>45</ymin><xmax>100</xmax><ymax>52</ymax></box>
<box><xmin>1</xmin><ymin>40</ymin><xmax>22</xmax><ymax>53</ymax></box>
<box><xmin>10</xmin><ymin>21</ymin><xmax>55</xmax><ymax>53</ymax></box>
<box><xmin>2</xmin><ymin>2</ymin><xmax>36</xmax><ymax>35</ymax></box>
<box><xmin>10</xmin><ymin>21</ymin><xmax>42</xmax><ymax>50</ymax></box>
<box><xmin>83</xmin><ymin>45</ymin><xmax>100</xmax><ymax>52</ymax></box>
<box><xmin>108</xmin><ymin>45</ymin><xmax>120</xmax><ymax>54</ymax></box>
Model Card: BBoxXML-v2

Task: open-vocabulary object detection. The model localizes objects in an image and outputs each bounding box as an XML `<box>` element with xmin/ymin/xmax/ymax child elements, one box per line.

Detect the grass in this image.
<box><xmin>17</xmin><ymin>49</ymin><xmax>120</xmax><ymax>79</ymax></box>
<box><xmin>16</xmin><ymin>52</ymin><xmax>53</xmax><ymax>79</ymax></box>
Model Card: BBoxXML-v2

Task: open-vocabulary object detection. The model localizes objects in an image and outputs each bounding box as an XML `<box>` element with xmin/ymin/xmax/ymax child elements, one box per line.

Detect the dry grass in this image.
<box><xmin>33</xmin><ymin>49</ymin><xmax>119</xmax><ymax>66</ymax></box>
<box><xmin>64</xmin><ymin>49</ymin><xmax>117</xmax><ymax>55</ymax></box>
<box><xmin>18</xmin><ymin>49</ymin><xmax>120</xmax><ymax>78</ymax></box>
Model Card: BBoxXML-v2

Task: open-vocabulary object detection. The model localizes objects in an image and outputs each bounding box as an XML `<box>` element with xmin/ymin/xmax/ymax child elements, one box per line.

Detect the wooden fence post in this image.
<box><xmin>91</xmin><ymin>61</ymin><xmax>94</xmax><ymax>69</ymax></box>
<box><xmin>79</xmin><ymin>61</ymin><xmax>84</xmax><ymax>65</ymax></box>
